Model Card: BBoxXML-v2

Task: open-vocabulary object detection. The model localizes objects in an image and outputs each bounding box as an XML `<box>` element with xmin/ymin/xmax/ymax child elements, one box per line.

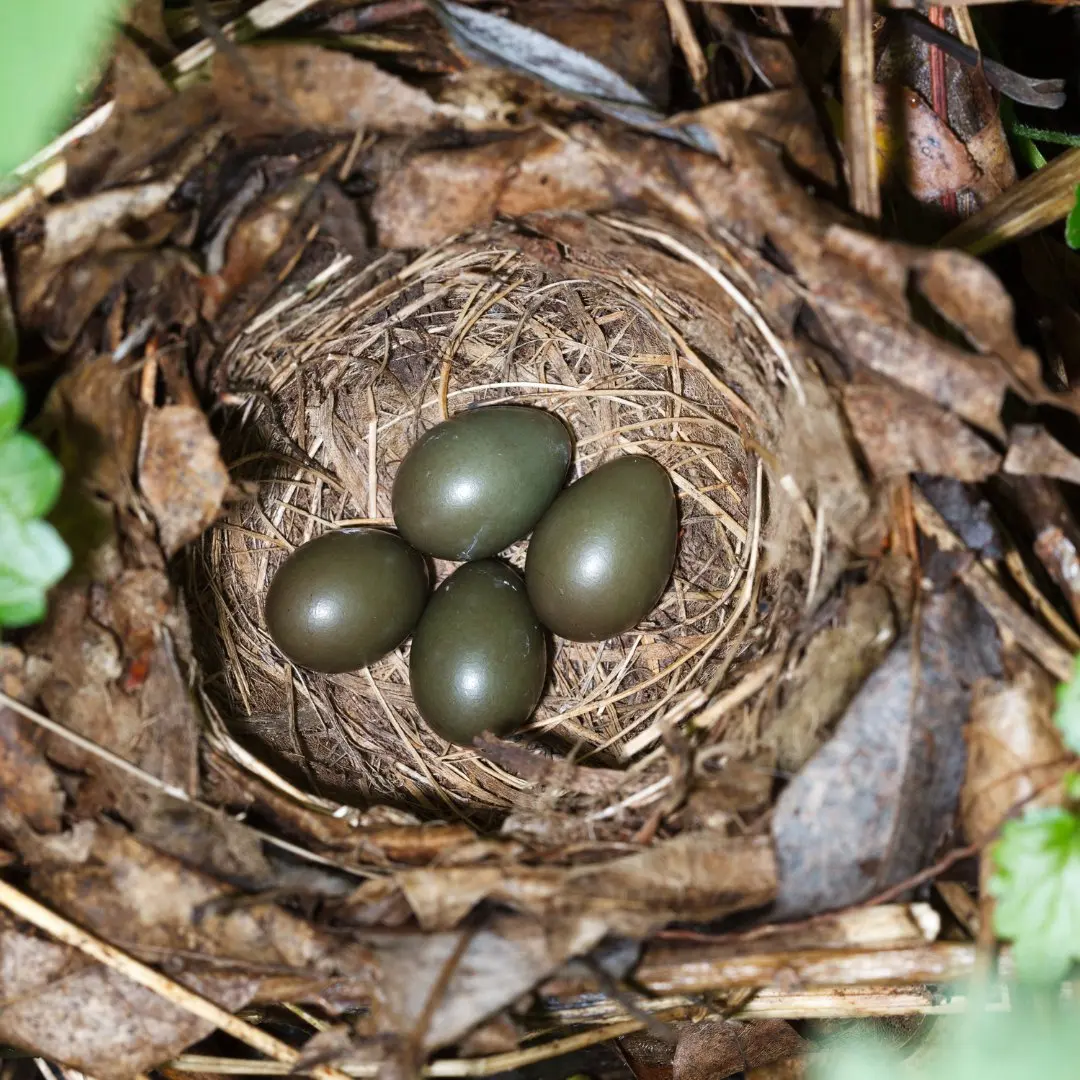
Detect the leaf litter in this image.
<box><xmin>1</xmin><ymin>0</ymin><xmax>1079</xmax><ymax>1077</ymax></box>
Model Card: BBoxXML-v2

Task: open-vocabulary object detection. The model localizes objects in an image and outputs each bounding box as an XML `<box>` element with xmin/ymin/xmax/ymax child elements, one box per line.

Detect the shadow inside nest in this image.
<box><xmin>183</xmin><ymin>222</ymin><xmax>800</xmax><ymax>839</ymax></box>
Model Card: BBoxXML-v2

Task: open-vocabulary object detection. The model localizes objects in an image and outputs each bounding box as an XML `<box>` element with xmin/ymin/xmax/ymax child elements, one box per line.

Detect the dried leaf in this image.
<box><xmin>1004</xmin><ymin>424</ymin><xmax>1080</xmax><ymax>485</ymax></box>
<box><xmin>962</xmin><ymin>649</ymin><xmax>1069</xmax><ymax>843</ymax></box>
<box><xmin>28</xmin><ymin>578</ymin><xmax>201</xmax><ymax>819</ymax></box>
<box><xmin>139</xmin><ymin>405</ymin><xmax>228</xmax><ymax>556</ymax></box>
<box><xmin>682</xmin><ymin>90</ymin><xmax>838</xmax><ymax>187</ymax></box>
<box><xmin>874</xmin><ymin>85</ymin><xmax>979</xmax><ymax>201</ymax></box>
<box><xmin>429</xmin><ymin>0</ymin><xmax>690</xmax><ymax>140</ymax></box>
<box><xmin>212</xmin><ymin>45</ymin><xmax>450</xmax><ymax>137</ymax></box>
<box><xmin>0</xmin><ymin>707</ymin><xmax>64</xmax><ymax>833</ymax></box>
<box><xmin>843</xmin><ymin>379</ymin><xmax>1001</xmax><ymax>482</ymax></box>
<box><xmin>916</xmin><ymin>475</ymin><xmax>1003</xmax><ymax>561</ymax></box>
<box><xmin>673</xmin><ymin>1020</ymin><xmax>808</xmax><ymax>1080</ymax></box>
<box><xmin>0</xmin><ymin>916</ymin><xmax>257</xmax><ymax>1080</ymax></box>
<box><xmin>762</xmin><ymin>582</ymin><xmax>897</xmax><ymax>773</ymax></box>
<box><xmin>773</xmin><ymin>584</ymin><xmax>1001</xmax><ymax>917</ymax></box>
<box><xmin>397</xmin><ymin>832</ymin><xmax>775</xmax><ymax>935</ymax></box>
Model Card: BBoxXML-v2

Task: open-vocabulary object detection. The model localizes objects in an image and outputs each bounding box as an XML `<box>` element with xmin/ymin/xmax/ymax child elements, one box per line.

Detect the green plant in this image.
<box><xmin>0</xmin><ymin>369</ymin><xmax>70</xmax><ymax>627</ymax></box>
<box><xmin>983</xmin><ymin>653</ymin><xmax>1080</xmax><ymax>980</ymax></box>
<box><xmin>0</xmin><ymin>0</ymin><xmax>122</xmax><ymax>175</ymax></box>
<box><xmin>1066</xmin><ymin>185</ymin><xmax>1080</xmax><ymax>251</ymax></box>
<box><xmin>819</xmin><ymin>990</ymin><xmax>1080</xmax><ymax>1080</ymax></box>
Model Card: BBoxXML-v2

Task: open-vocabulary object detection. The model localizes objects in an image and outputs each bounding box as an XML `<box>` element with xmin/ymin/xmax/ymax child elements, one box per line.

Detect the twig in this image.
<box><xmin>941</xmin><ymin>147</ymin><xmax>1080</xmax><ymax>254</ymax></box>
<box><xmin>842</xmin><ymin>0</ymin><xmax>880</xmax><ymax>218</ymax></box>
<box><xmin>663</xmin><ymin>0</ymin><xmax>710</xmax><ymax>102</ymax></box>
<box><xmin>0</xmin><ymin>879</ymin><xmax>352</xmax><ymax>1080</ymax></box>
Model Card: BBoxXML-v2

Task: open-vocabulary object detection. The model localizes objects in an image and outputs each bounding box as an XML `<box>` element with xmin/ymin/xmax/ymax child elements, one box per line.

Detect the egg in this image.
<box><xmin>265</xmin><ymin>529</ymin><xmax>429</xmax><ymax>673</ymax></box>
<box><xmin>392</xmin><ymin>405</ymin><xmax>572</xmax><ymax>560</ymax></box>
<box><xmin>409</xmin><ymin>560</ymin><xmax>547</xmax><ymax>744</ymax></box>
<box><xmin>525</xmin><ymin>455</ymin><xmax>677</xmax><ymax>641</ymax></box>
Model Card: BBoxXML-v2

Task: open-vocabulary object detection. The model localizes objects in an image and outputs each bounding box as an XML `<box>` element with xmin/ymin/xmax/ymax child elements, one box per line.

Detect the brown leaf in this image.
<box><xmin>815</xmin><ymin>226</ymin><xmax>1015</xmax><ymax>437</ymax></box>
<box><xmin>684</xmin><ymin>90</ymin><xmax>838</xmax><ymax>188</ymax></box>
<box><xmin>28</xmin><ymin>575</ymin><xmax>201</xmax><ymax>819</ymax></box>
<box><xmin>673</xmin><ymin>1020</ymin><xmax>808</xmax><ymax>1080</ymax></box>
<box><xmin>843</xmin><ymin>379</ymin><xmax>1001</xmax><ymax>482</ymax></box>
<box><xmin>961</xmin><ymin>648</ymin><xmax>1069</xmax><ymax>843</ymax></box>
<box><xmin>874</xmin><ymin>86</ymin><xmax>979</xmax><ymax>201</ymax></box>
<box><xmin>0</xmin><ymin>915</ymin><xmax>257</xmax><ymax>1080</ymax></box>
<box><xmin>762</xmin><ymin>582</ymin><xmax>897</xmax><ymax>773</ymax></box>
<box><xmin>139</xmin><ymin>405</ymin><xmax>228</xmax><ymax>556</ymax></box>
<box><xmin>370</xmin><ymin>911</ymin><xmax>609</xmax><ymax>1052</ymax></box>
<box><xmin>521</xmin><ymin>0</ymin><xmax>672</xmax><ymax>107</ymax></box>
<box><xmin>0</xmin><ymin>708</ymin><xmax>64</xmax><ymax>833</ymax></box>
<box><xmin>772</xmin><ymin>583</ymin><xmax>1001</xmax><ymax>917</ymax></box>
<box><xmin>212</xmin><ymin>45</ymin><xmax>449</xmax><ymax>137</ymax></box>
<box><xmin>913</xmin><ymin>247</ymin><xmax>1043</xmax><ymax>395</ymax></box>
<box><xmin>397</xmin><ymin>832</ymin><xmax>775</xmax><ymax>935</ymax></box>
<box><xmin>372</xmin><ymin>132</ymin><xmax>613</xmax><ymax>249</ymax></box>
<box><xmin>1004</xmin><ymin>424</ymin><xmax>1080</xmax><ymax>485</ymax></box>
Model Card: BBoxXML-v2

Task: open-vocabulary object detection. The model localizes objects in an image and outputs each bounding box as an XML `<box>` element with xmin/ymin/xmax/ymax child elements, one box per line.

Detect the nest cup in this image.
<box><xmin>188</xmin><ymin>220</ymin><xmax>792</xmax><ymax>829</ymax></box>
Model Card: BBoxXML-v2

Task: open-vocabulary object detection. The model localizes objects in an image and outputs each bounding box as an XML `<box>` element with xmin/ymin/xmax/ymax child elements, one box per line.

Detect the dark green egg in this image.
<box><xmin>392</xmin><ymin>406</ymin><xmax>572</xmax><ymax>560</ymax></box>
<box><xmin>265</xmin><ymin>529</ymin><xmax>429</xmax><ymax>673</ymax></box>
<box><xmin>525</xmin><ymin>455</ymin><xmax>677</xmax><ymax>641</ymax></box>
<box><xmin>409</xmin><ymin>561</ymin><xmax>547</xmax><ymax>744</ymax></box>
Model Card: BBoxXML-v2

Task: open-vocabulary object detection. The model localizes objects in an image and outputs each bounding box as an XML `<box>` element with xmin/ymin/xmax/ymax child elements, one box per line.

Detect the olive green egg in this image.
<box><xmin>392</xmin><ymin>405</ymin><xmax>572</xmax><ymax>560</ymax></box>
<box><xmin>525</xmin><ymin>455</ymin><xmax>677</xmax><ymax>641</ymax></box>
<box><xmin>265</xmin><ymin>529</ymin><xmax>429</xmax><ymax>673</ymax></box>
<box><xmin>409</xmin><ymin>560</ymin><xmax>547</xmax><ymax>745</ymax></box>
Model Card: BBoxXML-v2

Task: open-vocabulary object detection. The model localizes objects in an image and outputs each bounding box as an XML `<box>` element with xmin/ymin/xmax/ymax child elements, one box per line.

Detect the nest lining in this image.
<box><xmin>187</xmin><ymin>225</ymin><xmax>789</xmax><ymax>828</ymax></box>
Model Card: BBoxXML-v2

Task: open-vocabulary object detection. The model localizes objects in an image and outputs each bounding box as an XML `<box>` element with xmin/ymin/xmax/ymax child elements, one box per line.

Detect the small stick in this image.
<box><xmin>663</xmin><ymin>0</ymin><xmax>710</xmax><ymax>102</ymax></box>
<box><xmin>842</xmin><ymin>0</ymin><xmax>880</xmax><ymax>218</ymax></box>
<box><xmin>0</xmin><ymin>879</ymin><xmax>352</xmax><ymax>1080</ymax></box>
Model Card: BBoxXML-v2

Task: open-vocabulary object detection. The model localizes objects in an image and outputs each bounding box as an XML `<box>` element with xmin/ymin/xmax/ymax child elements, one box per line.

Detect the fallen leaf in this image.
<box><xmin>369</xmin><ymin>911</ymin><xmax>608</xmax><ymax>1052</ymax></box>
<box><xmin>212</xmin><ymin>45</ymin><xmax>451</xmax><ymax>137</ymax></box>
<box><xmin>772</xmin><ymin>583</ymin><xmax>1001</xmax><ymax>917</ymax></box>
<box><xmin>1004</xmin><ymin>424</ymin><xmax>1080</xmax><ymax>485</ymax></box>
<box><xmin>843</xmin><ymin>379</ymin><xmax>1001</xmax><ymax>482</ymax></box>
<box><xmin>0</xmin><ymin>915</ymin><xmax>258</xmax><ymax>1080</ymax></box>
<box><xmin>916</xmin><ymin>475</ymin><xmax>1003</xmax><ymax>560</ymax></box>
<box><xmin>396</xmin><ymin>832</ymin><xmax>776</xmax><ymax>934</ymax></box>
<box><xmin>0</xmin><ymin>707</ymin><xmax>64</xmax><ymax>833</ymax></box>
<box><xmin>962</xmin><ymin>648</ymin><xmax>1069</xmax><ymax>843</ymax></box>
<box><xmin>139</xmin><ymin>404</ymin><xmax>228</xmax><ymax>556</ymax></box>
<box><xmin>673</xmin><ymin>1020</ymin><xmax>809</xmax><ymax>1080</ymax></box>
<box><xmin>429</xmin><ymin>0</ymin><xmax>687</xmax><ymax>139</ymax></box>
<box><xmin>762</xmin><ymin>582</ymin><xmax>897</xmax><ymax>772</ymax></box>
<box><xmin>520</xmin><ymin>0</ymin><xmax>672</xmax><ymax>107</ymax></box>
<box><xmin>873</xmin><ymin>85</ymin><xmax>979</xmax><ymax>202</ymax></box>
<box><xmin>684</xmin><ymin>90</ymin><xmax>838</xmax><ymax>187</ymax></box>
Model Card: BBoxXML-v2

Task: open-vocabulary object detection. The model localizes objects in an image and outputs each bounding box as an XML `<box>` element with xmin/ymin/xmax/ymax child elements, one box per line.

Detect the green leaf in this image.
<box><xmin>988</xmin><ymin>807</ymin><xmax>1080</xmax><ymax>981</ymax></box>
<box><xmin>1053</xmin><ymin>653</ymin><xmax>1080</xmax><ymax>753</ymax></box>
<box><xmin>0</xmin><ymin>512</ymin><xmax>70</xmax><ymax>627</ymax></box>
<box><xmin>1068</xmin><ymin>185</ymin><xmax>1080</xmax><ymax>251</ymax></box>
<box><xmin>0</xmin><ymin>367</ymin><xmax>24</xmax><ymax>439</ymax></box>
<box><xmin>0</xmin><ymin>0</ymin><xmax>123</xmax><ymax>175</ymax></box>
<box><xmin>816</xmin><ymin>986</ymin><xmax>1080</xmax><ymax>1080</ymax></box>
<box><xmin>0</xmin><ymin>431</ymin><xmax>64</xmax><ymax>519</ymax></box>
<box><xmin>1067</xmin><ymin>771</ymin><xmax>1080</xmax><ymax>801</ymax></box>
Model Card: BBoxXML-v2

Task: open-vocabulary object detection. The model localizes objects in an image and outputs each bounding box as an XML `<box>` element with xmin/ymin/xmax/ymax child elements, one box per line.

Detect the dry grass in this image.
<box><xmin>185</xmin><ymin>224</ymin><xmax>796</xmax><ymax>831</ymax></box>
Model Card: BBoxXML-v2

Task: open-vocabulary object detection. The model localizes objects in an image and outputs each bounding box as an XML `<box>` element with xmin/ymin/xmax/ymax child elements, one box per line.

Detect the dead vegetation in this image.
<box><xmin>1</xmin><ymin>1</ymin><xmax>1080</xmax><ymax>1078</ymax></box>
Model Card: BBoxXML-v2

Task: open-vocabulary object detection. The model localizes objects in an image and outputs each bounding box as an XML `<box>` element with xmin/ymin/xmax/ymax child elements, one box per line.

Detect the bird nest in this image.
<box><xmin>186</xmin><ymin>215</ymin><xmax>816</xmax><ymax>837</ymax></box>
